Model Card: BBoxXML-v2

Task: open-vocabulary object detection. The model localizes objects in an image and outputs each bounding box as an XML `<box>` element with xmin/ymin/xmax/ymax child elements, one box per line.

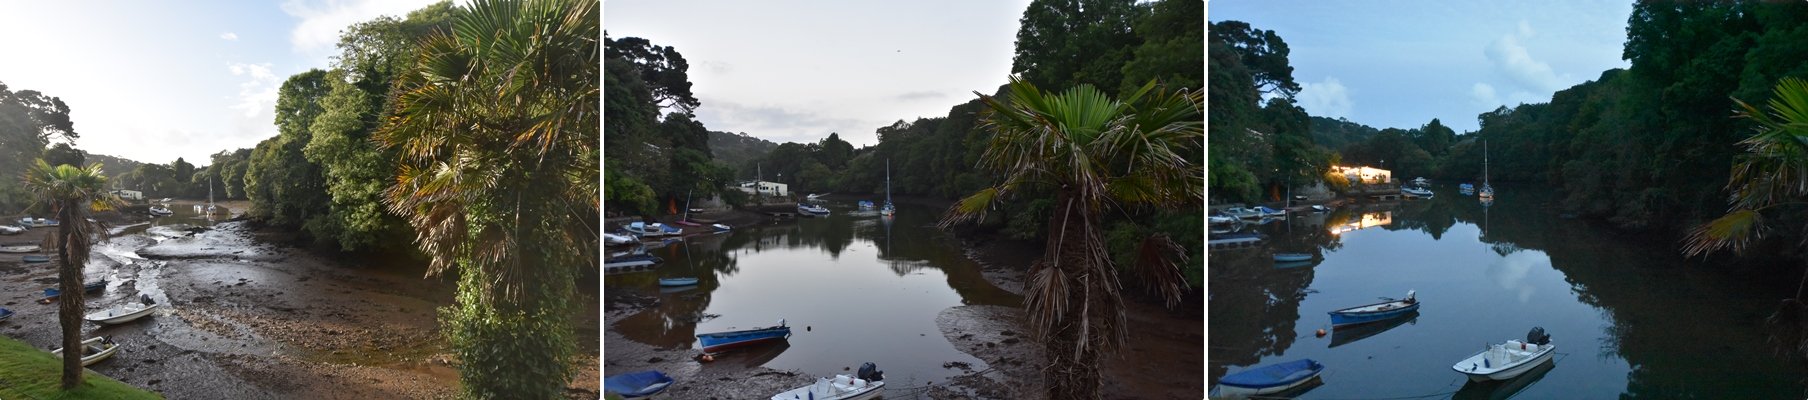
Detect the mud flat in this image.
<box><xmin>0</xmin><ymin>219</ymin><xmax>599</xmax><ymax>399</ymax></box>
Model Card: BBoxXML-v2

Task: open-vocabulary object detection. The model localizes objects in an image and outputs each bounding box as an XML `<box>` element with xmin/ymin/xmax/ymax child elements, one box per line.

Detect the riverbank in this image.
<box><xmin>1</xmin><ymin>210</ymin><xmax>599</xmax><ymax>398</ymax></box>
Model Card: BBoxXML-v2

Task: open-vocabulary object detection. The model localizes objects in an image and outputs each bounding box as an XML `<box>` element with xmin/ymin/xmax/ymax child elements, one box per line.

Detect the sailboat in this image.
<box><xmin>1479</xmin><ymin>140</ymin><xmax>1495</xmax><ymax>203</ymax></box>
<box><xmin>881</xmin><ymin>159</ymin><xmax>895</xmax><ymax>217</ymax></box>
<box><xmin>206</xmin><ymin>174</ymin><xmax>220</xmax><ymax>215</ymax></box>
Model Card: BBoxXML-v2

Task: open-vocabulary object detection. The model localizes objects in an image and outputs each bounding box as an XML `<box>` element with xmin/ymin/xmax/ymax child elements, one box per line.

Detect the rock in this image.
<box><xmin>647</xmin><ymin>357</ymin><xmax>664</xmax><ymax>363</ymax></box>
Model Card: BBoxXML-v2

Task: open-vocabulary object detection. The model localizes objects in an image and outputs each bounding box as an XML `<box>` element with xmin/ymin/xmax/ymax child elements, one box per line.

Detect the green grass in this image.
<box><xmin>0</xmin><ymin>335</ymin><xmax>162</xmax><ymax>399</ymax></box>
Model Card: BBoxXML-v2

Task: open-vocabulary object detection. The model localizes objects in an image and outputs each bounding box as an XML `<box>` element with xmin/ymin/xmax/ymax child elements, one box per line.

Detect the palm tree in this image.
<box><xmin>376</xmin><ymin>0</ymin><xmax>596</xmax><ymax>397</ymax></box>
<box><xmin>1685</xmin><ymin>77</ymin><xmax>1808</xmax><ymax>360</ymax></box>
<box><xmin>940</xmin><ymin>76</ymin><xmax>1200</xmax><ymax>399</ymax></box>
<box><xmin>21</xmin><ymin>160</ymin><xmax>118</xmax><ymax>388</ymax></box>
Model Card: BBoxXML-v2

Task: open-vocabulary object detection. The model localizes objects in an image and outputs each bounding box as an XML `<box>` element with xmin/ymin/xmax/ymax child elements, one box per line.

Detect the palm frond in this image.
<box><xmin>1683</xmin><ymin>209</ymin><xmax>1765</xmax><ymax>256</ymax></box>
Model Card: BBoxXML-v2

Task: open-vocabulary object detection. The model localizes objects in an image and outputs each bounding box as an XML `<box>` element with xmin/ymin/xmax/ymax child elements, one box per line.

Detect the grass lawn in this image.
<box><xmin>0</xmin><ymin>335</ymin><xmax>161</xmax><ymax>399</ymax></box>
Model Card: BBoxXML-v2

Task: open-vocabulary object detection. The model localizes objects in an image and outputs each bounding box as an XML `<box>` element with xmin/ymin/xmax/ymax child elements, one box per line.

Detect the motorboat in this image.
<box><xmin>1453</xmin><ymin>327</ymin><xmax>1555</xmax><ymax>382</ymax></box>
<box><xmin>772</xmin><ymin>363</ymin><xmax>885</xmax><ymax>400</ymax></box>
<box><xmin>621</xmin><ymin>222</ymin><xmax>670</xmax><ymax>237</ymax></box>
<box><xmin>84</xmin><ymin>295</ymin><xmax>159</xmax><ymax>325</ymax></box>
<box><xmin>604</xmin><ymin>233</ymin><xmax>637</xmax><ymax>246</ymax></box>
<box><xmin>1328</xmin><ymin>290</ymin><xmax>1419</xmax><ymax>327</ymax></box>
<box><xmin>797</xmin><ymin>203</ymin><xmax>830</xmax><ymax>217</ymax></box>
<box><xmin>51</xmin><ymin>336</ymin><xmax>118</xmax><ymax>367</ymax></box>
<box><xmin>697</xmin><ymin>319</ymin><xmax>791</xmax><ymax>353</ymax></box>
<box><xmin>148</xmin><ymin>206</ymin><xmax>173</xmax><ymax>216</ymax></box>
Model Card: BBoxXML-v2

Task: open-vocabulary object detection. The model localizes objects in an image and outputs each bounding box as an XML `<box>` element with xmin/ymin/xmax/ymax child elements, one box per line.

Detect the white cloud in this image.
<box><xmin>220</xmin><ymin>32</ymin><xmax>239</xmax><ymax>41</ymax></box>
<box><xmin>1484</xmin><ymin>28</ymin><xmax>1567</xmax><ymax>93</ymax></box>
<box><xmin>1471</xmin><ymin>83</ymin><xmax>1499</xmax><ymax>107</ymax></box>
<box><xmin>227</xmin><ymin>62</ymin><xmax>280</xmax><ymax>119</ymax></box>
<box><xmin>1298</xmin><ymin>77</ymin><xmax>1353</xmax><ymax>119</ymax></box>
<box><xmin>1516</xmin><ymin>20</ymin><xmax>1534</xmax><ymax>38</ymax></box>
<box><xmin>280</xmin><ymin>0</ymin><xmax>442</xmax><ymax>59</ymax></box>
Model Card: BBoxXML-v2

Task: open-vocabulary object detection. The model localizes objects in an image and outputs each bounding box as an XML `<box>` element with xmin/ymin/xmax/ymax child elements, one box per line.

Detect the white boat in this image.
<box><xmin>604</xmin><ymin>233</ymin><xmax>637</xmax><ymax>246</ymax></box>
<box><xmin>1453</xmin><ymin>328</ymin><xmax>1554</xmax><ymax>382</ymax></box>
<box><xmin>148</xmin><ymin>206</ymin><xmax>173</xmax><ymax>216</ymax></box>
<box><xmin>881</xmin><ymin>160</ymin><xmax>895</xmax><ymax>217</ymax></box>
<box><xmin>0</xmin><ymin>244</ymin><xmax>37</xmax><ymax>253</ymax></box>
<box><xmin>711</xmin><ymin>223</ymin><xmax>732</xmax><ymax>232</ymax></box>
<box><xmin>798</xmin><ymin>203</ymin><xmax>831</xmax><ymax>216</ymax></box>
<box><xmin>51</xmin><ymin>336</ymin><xmax>118</xmax><ymax>366</ymax></box>
<box><xmin>84</xmin><ymin>297</ymin><xmax>160</xmax><ymax>325</ymax></box>
<box><xmin>0</xmin><ymin>225</ymin><xmax>24</xmax><ymax>235</ymax></box>
<box><xmin>1480</xmin><ymin>141</ymin><xmax>1496</xmax><ymax>201</ymax></box>
<box><xmin>1402</xmin><ymin>177</ymin><xmax>1434</xmax><ymax>198</ymax></box>
<box><xmin>621</xmin><ymin>222</ymin><xmax>670</xmax><ymax>237</ymax></box>
<box><xmin>806</xmin><ymin>193</ymin><xmax>830</xmax><ymax>200</ymax></box>
<box><xmin>771</xmin><ymin>375</ymin><xmax>884</xmax><ymax>400</ymax></box>
<box><xmin>17</xmin><ymin>217</ymin><xmax>57</xmax><ymax>228</ymax></box>
<box><xmin>1208</xmin><ymin>214</ymin><xmax>1237</xmax><ymax>224</ymax></box>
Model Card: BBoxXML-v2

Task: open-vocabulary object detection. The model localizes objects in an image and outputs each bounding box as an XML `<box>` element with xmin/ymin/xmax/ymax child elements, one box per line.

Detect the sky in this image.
<box><xmin>0</xmin><ymin>0</ymin><xmax>442</xmax><ymax>166</ymax></box>
<box><xmin>604</xmin><ymin>0</ymin><xmax>1033</xmax><ymax>147</ymax></box>
<box><xmin>1208</xmin><ymin>1</ymin><xmax>1634</xmax><ymax>133</ymax></box>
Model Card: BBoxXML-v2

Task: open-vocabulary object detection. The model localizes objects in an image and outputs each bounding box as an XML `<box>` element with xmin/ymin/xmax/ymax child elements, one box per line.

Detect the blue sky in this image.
<box><xmin>1209</xmin><ymin>1</ymin><xmax>1634</xmax><ymax>133</ymax></box>
<box><xmin>0</xmin><ymin>0</ymin><xmax>441</xmax><ymax>165</ymax></box>
<box><xmin>605</xmin><ymin>0</ymin><xmax>1032</xmax><ymax>147</ymax></box>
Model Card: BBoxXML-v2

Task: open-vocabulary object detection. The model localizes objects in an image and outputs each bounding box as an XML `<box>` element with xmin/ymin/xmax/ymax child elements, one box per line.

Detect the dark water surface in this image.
<box><xmin>607</xmin><ymin>201</ymin><xmax>1021</xmax><ymax>390</ymax></box>
<box><xmin>1210</xmin><ymin>183</ymin><xmax>1808</xmax><ymax>399</ymax></box>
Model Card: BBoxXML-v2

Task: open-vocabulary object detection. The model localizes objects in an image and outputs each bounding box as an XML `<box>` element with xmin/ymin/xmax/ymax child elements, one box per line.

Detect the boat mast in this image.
<box><xmin>885</xmin><ymin>159</ymin><xmax>892</xmax><ymax>205</ymax></box>
<box><xmin>1483</xmin><ymin>140</ymin><xmax>1489</xmax><ymax>186</ymax></box>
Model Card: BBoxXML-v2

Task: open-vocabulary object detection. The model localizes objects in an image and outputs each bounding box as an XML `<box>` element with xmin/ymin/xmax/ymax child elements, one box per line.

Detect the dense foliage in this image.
<box><xmin>0</xmin><ymin>82</ymin><xmax>77</xmax><ymax>211</ymax></box>
<box><xmin>377</xmin><ymin>0</ymin><xmax>597</xmax><ymax>397</ymax></box>
<box><xmin>602</xmin><ymin>34</ymin><xmax>733</xmax><ymax>216</ymax></box>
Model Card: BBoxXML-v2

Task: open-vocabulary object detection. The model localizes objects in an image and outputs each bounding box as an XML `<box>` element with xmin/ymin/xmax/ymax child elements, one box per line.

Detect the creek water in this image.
<box><xmin>605</xmin><ymin>201</ymin><xmax>1022</xmax><ymax>392</ymax></box>
<box><xmin>1210</xmin><ymin>183</ymin><xmax>1808</xmax><ymax>399</ymax></box>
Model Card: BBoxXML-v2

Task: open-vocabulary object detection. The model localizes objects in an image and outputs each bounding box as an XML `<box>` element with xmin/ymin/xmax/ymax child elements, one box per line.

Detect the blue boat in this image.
<box><xmin>659</xmin><ymin>277</ymin><xmax>699</xmax><ymax>287</ymax></box>
<box><xmin>1214</xmin><ymin>358</ymin><xmax>1325</xmax><ymax>397</ymax></box>
<box><xmin>696</xmin><ymin>320</ymin><xmax>791</xmax><ymax>353</ymax></box>
<box><xmin>857</xmin><ymin>200</ymin><xmax>875</xmax><ymax>210</ymax></box>
<box><xmin>0</xmin><ymin>308</ymin><xmax>12</xmax><ymax>321</ymax></box>
<box><xmin>1328</xmin><ymin>290</ymin><xmax>1419</xmax><ymax>327</ymax></box>
<box><xmin>22</xmin><ymin>255</ymin><xmax>49</xmax><ymax>263</ymax></box>
<box><xmin>603</xmin><ymin>370</ymin><xmax>674</xmax><ymax>398</ymax></box>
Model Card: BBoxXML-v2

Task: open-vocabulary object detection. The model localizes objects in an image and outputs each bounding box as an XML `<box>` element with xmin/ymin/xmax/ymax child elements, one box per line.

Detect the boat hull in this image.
<box><xmin>1453</xmin><ymin>342</ymin><xmax>1555</xmax><ymax>382</ymax></box>
<box><xmin>658</xmin><ymin>278</ymin><xmax>699</xmax><ymax>287</ymax></box>
<box><xmin>1328</xmin><ymin>301</ymin><xmax>1420</xmax><ymax>327</ymax></box>
<box><xmin>697</xmin><ymin>326</ymin><xmax>791</xmax><ymax>353</ymax></box>
<box><xmin>1273</xmin><ymin>253</ymin><xmax>1312</xmax><ymax>262</ymax></box>
<box><xmin>1215</xmin><ymin>359</ymin><xmax>1324</xmax><ymax>397</ymax></box>
<box><xmin>84</xmin><ymin>303</ymin><xmax>158</xmax><ymax>325</ymax></box>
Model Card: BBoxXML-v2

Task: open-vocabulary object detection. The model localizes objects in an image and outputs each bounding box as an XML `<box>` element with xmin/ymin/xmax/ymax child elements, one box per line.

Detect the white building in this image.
<box><xmin>111</xmin><ymin>189</ymin><xmax>144</xmax><ymax>200</ymax></box>
<box><xmin>737</xmin><ymin>181</ymin><xmax>788</xmax><ymax>197</ymax></box>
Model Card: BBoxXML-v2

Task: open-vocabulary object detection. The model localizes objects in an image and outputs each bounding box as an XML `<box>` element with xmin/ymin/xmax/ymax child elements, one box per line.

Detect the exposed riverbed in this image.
<box><xmin>1</xmin><ymin>200</ymin><xmax>599</xmax><ymax>399</ymax></box>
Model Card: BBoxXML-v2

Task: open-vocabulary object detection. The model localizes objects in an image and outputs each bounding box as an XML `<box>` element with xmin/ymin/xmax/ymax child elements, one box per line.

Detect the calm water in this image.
<box><xmin>607</xmin><ymin>201</ymin><xmax>1020</xmax><ymax>390</ymax></box>
<box><xmin>1210</xmin><ymin>183</ymin><xmax>1808</xmax><ymax>399</ymax></box>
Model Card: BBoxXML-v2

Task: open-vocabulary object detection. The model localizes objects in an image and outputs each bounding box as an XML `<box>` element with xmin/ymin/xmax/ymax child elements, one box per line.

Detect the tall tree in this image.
<box><xmin>21</xmin><ymin>161</ymin><xmax>117</xmax><ymax>388</ymax></box>
<box><xmin>41</xmin><ymin>142</ymin><xmax>84</xmax><ymax>168</ymax></box>
<box><xmin>1210</xmin><ymin>20</ymin><xmax>1301</xmax><ymax>98</ymax></box>
<box><xmin>1010</xmin><ymin>0</ymin><xmax>1146</xmax><ymax>92</ymax></box>
<box><xmin>0</xmin><ymin>82</ymin><xmax>77</xmax><ymax>210</ymax></box>
<box><xmin>604</xmin><ymin>35</ymin><xmax>700</xmax><ymax>114</ymax></box>
<box><xmin>941</xmin><ymin>77</ymin><xmax>1198</xmax><ymax>399</ymax></box>
<box><xmin>246</xmin><ymin>70</ymin><xmax>332</xmax><ymax>230</ymax></box>
<box><xmin>1119</xmin><ymin>0</ymin><xmax>1202</xmax><ymax>94</ymax></box>
<box><xmin>378</xmin><ymin>0</ymin><xmax>597</xmax><ymax>397</ymax></box>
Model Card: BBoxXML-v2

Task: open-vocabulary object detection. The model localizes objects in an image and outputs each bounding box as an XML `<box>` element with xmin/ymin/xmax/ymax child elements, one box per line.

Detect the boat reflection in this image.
<box><xmin>1327</xmin><ymin>311</ymin><xmax>1417</xmax><ymax>348</ymax></box>
<box><xmin>1451</xmin><ymin>358</ymin><xmax>1554</xmax><ymax>400</ymax></box>
<box><xmin>707</xmin><ymin>342</ymin><xmax>791</xmax><ymax>368</ymax></box>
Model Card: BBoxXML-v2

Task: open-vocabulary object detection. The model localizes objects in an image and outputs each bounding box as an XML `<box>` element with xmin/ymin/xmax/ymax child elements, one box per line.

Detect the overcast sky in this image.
<box><xmin>1209</xmin><ymin>1</ymin><xmax>1633</xmax><ymax>133</ymax></box>
<box><xmin>605</xmin><ymin>0</ymin><xmax>1033</xmax><ymax>147</ymax></box>
<box><xmin>0</xmin><ymin>0</ymin><xmax>440</xmax><ymax>166</ymax></box>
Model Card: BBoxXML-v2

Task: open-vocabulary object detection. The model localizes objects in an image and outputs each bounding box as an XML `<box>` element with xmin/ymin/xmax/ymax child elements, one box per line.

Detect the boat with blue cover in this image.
<box><xmin>0</xmin><ymin>307</ymin><xmax>12</xmax><ymax>321</ymax></box>
<box><xmin>697</xmin><ymin>320</ymin><xmax>792</xmax><ymax>353</ymax></box>
<box><xmin>603</xmin><ymin>370</ymin><xmax>674</xmax><ymax>398</ymax></box>
<box><xmin>1328</xmin><ymin>290</ymin><xmax>1418</xmax><ymax>327</ymax></box>
<box><xmin>1212</xmin><ymin>358</ymin><xmax>1325</xmax><ymax>397</ymax></box>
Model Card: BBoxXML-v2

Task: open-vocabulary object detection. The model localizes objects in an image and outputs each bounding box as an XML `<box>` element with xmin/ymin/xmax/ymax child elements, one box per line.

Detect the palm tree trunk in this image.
<box><xmin>1038</xmin><ymin>188</ymin><xmax>1104</xmax><ymax>399</ymax></box>
<box><xmin>56</xmin><ymin>201</ymin><xmax>84</xmax><ymax>388</ymax></box>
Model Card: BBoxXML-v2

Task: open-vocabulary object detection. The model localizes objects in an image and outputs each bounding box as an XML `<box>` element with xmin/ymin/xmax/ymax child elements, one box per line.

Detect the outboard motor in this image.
<box><xmin>1526</xmin><ymin>327</ymin><xmax>1550</xmax><ymax>345</ymax></box>
<box><xmin>140</xmin><ymin>294</ymin><xmax>155</xmax><ymax>306</ymax></box>
<box><xmin>857</xmin><ymin>362</ymin><xmax>884</xmax><ymax>382</ymax></box>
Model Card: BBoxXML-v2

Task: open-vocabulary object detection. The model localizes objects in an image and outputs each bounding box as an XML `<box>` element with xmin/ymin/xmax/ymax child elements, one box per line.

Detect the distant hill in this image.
<box><xmin>708</xmin><ymin>130</ymin><xmax>778</xmax><ymax>177</ymax></box>
<box><xmin>86</xmin><ymin>153</ymin><xmax>144</xmax><ymax>178</ymax></box>
<box><xmin>1310</xmin><ymin>116</ymin><xmax>1380</xmax><ymax>151</ymax></box>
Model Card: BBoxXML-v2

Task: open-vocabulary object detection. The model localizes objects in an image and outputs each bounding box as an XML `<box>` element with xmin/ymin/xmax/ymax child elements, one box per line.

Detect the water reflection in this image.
<box><xmin>606</xmin><ymin>202</ymin><xmax>1020</xmax><ymax>386</ymax></box>
<box><xmin>1210</xmin><ymin>183</ymin><xmax>1808</xmax><ymax>398</ymax></box>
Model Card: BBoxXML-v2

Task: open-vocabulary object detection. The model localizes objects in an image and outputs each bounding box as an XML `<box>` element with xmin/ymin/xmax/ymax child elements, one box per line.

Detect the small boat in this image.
<box><xmin>881</xmin><ymin>159</ymin><xmax>896</xmax><ymax>217</ymax></box>
<box><xmin>84</xmin><ymin>296</ymin><xmax>159</xmax><ymax>325</ymax></box>
<box><xmin>660</xmin><ymin>224</ymin><xmax>683</xmax><ymax>236</ymax></box>
<box><xmin>604</xmin><ymin>233</ymin><xmax>637</xmax><ymax>246</ymax></box>
<box><xmin>0</xmin><ymin>307</ymin><xmax>12</xmax><ymax>321</ymax></box>
<box><xmin>1273</xmin><ymin>259</ymin><xmax>1317</xmax><ymax>269</ymax></box>
<box><xmin>0</xmin><ymin>244</ymin><xmax>38</xmax><ymax>253</ymax></box>
<box><xmin>1329</xmin><ymin>310</ymin><xmax>1418</xmax><ymax>348</ymax></box>
<box><xmin>797</xmin><ymin>203</ymin><xmax>830</xmax><ymax>217</ymax></box>
<box><xmin>1310</xmin><ymin>205</ymin><xmax>1331</xmax><ymax>213</ymax></box>
<box><xmin>603</xmin><ymin>370</ymin><xmax>674</xmax><ymax>398</ymax></box>
<box><xmin>806</xmin><ymin>193</ymin><xmax>830</xmax><ymax>200</ymax></box>
<box><xmin>1460</xmin><ymin>183</ymin><xmax>1476</xmax><ymax>195</ymax></box>
<box><xmin>1327</xmin><ymin>290</ymin><xmax>1419</xmax><ymax>327</ymax></box>
<box><xmin>1480</xmin><ymin>140</ymin><xmax>1496</xmax><ymax>201</ymax></box>
<box><xmin>1273</xmin><ymin>253</ymin><xmax>1313</xmax><ymax>262</ymax></box>
<box><xmin>1213</xmin><ymin>359</ymin><xmax>1325</xmax><ymax>397</ymax></box>
<box><xmin>17</xmin><ymin>218</ymin><xmax>58</xmax><ymax>228</ymax></box>
<box><xmin>52</xmin><ymin>336</ymin><xmax>118</xmax><ymax>367</ymax></box>
<box><xmin>711</xmin><ymin>223</ymin><xmax>732</xmax><ymax>232</ymax></box>
<box><xmin>857</xmin><ymin>200</ymin><xmax>875</xmax><ymax>210</ymax></box>
<box><xmin>1208</xmin><ymin>232</ymin><xmax>1264</xmax><ymax>250</ymax></box>
<box><xmin>1255</xmin><ymin>206</ymin><xmax>1287</xmax><ymax>217</ymax></box>
<box><xmin>22</xmin><ymin>255</ymin><xmax>50</xmax><ymax>263</ymax></box>
<box><xmin>0</xmin><ymin>225</ymin><xmax>23</xmax><ymax>235</ymax></box>
<box><xmin>1452</xmin><ymin>355</ymin><xmax>1555</xmax><ymax>400</ymax></box>
<box><xmin>1208</xmin><ymin>213</ymin><xmax>1237</xmax><ymax>225</ymax></box>
<box><xmin>148</xmin><ymin>206</ymin><xmax>173</xmax><ymax>216</ymax></box>
<box><xmin>697</xmin><ymin>320</ymin><xmax>792</xmax><ymax>353</ymax></box>
<box><xmin>659</xmin><ymin>277</ymin><xmax>699</xmax><ymax>287</ymax></box>
<box><xmin>605</xmin><ymin>254</ymin><xmax>663</xmax><ymax>269</ymax></box>
<box><xmin>621</xmin><ymin>222</ymin><xmax>668</xmax><ymax>237</ymax></box>
<box><xmin>1453</xmin><ymin>327</ymin><xmax>1555</xmax><ymax>382</ymax></box>
<box><xmin>772</xmin><ymin>363</ymin><xmax>886</xmax><ymax>400</ymax></box>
